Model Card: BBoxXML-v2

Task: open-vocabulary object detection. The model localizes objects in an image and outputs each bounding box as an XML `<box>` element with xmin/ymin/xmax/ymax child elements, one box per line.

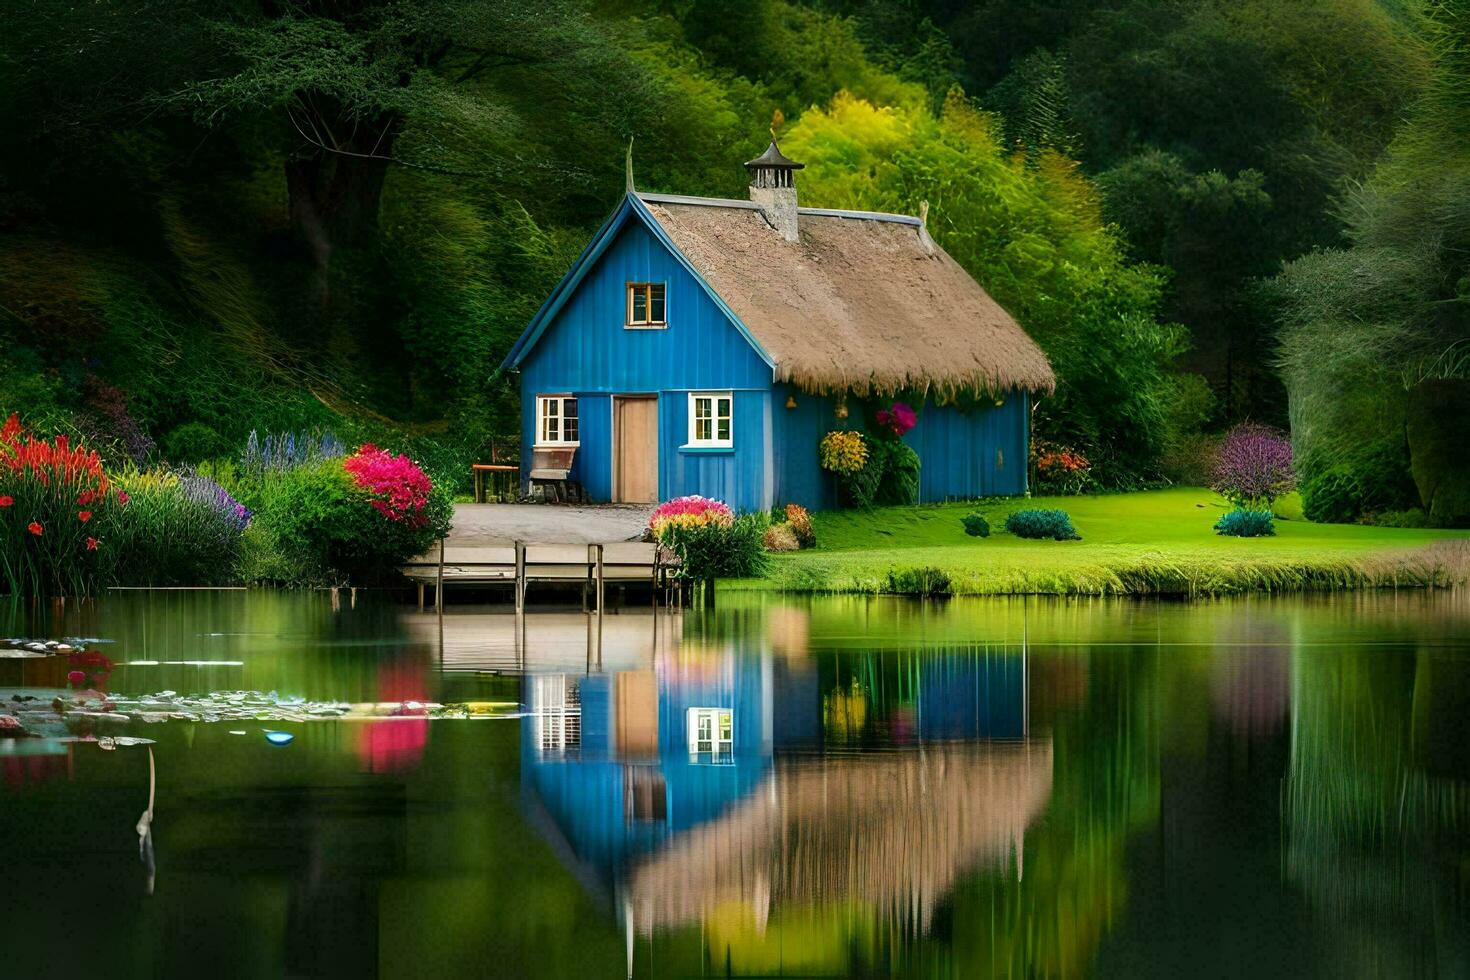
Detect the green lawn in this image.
<box><xmin>735</xmin><ymin>488</ymin><xmax>1470</xmax><ymax>596</ymax></box>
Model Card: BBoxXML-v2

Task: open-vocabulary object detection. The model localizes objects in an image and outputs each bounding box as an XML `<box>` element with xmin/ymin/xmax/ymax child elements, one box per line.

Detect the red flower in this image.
<box><xmin>77</xmin><ymin>510</ymin><xmax>92</xmax><ymax>523</ymax></box>
<box><xmin>86</xmin><ymin>537</ymin><xmax>99</xmax><ymax>551</ymax></box>
<box><xmin>27</xmin><ymin>522</ymin><xmax>42</xmax><ymax>536</ymax></box>
<box><xmin>77</xmin><ymin>490</ymin><xmax>94</xmax><ymax>506</ymax></box>
<box><xmin>0</xmin><ymin>495</ymin><xmax>11</xmax><ymax>507</ymax></box>
<box><xmin>117</xmin><ymin>490</ymin><xmax>130</xmax><ymax>505</ymax></box>
<box><xmin>67</xmin><ymin>670</ymin><xmax>85</xmax><ymax>687</ymax></box>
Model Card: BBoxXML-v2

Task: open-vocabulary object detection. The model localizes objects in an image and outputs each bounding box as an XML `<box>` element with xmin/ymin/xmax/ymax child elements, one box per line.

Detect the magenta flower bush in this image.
<box><xmin>874</xmin><ymin>401</ymin><xmax>917</xmax><ymax>438</ymax></box>
<box><xmin>343</xmin><ymin>443</ymin><xmax>434</xmax><ymax>527</ymax></box>
<box><xmin>1212</xmin><ymin>423</ymin><xmax>1296</xmax><ymax>509</ymax></box>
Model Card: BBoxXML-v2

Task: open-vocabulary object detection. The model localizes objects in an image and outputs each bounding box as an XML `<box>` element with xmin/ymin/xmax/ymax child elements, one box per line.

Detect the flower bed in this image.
<box><xmin>0</xmin><ymin>414</ymin><xmax>123</xmax><ymax>596</ymax></box>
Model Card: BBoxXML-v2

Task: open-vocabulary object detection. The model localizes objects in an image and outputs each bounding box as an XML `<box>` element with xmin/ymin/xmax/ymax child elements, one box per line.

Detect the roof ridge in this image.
<box><xmin>637</xmin><ymin>192</ymin><xmax>920</xmax><ymax>226</ymax></box>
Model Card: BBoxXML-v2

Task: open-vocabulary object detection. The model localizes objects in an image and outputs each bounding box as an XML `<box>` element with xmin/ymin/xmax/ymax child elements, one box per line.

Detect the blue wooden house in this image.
<box><xmin>501</xmin><ymin>141</ymin><xmax>1056</xmax><ymax>510</ymax></box>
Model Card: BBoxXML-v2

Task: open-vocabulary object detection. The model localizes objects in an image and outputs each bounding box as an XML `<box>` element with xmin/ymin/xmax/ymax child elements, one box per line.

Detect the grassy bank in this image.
<box><xmin>734</xmin><ymin>489</ymin><xmax>1470</xmax><ymax>596</ymax></box>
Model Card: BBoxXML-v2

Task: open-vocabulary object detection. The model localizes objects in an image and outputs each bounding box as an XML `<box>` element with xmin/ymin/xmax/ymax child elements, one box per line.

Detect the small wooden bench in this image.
<box><xmin>471</xmin><ymin>463</ymin><xmax>519</xmax><ymax>503</ymax></box>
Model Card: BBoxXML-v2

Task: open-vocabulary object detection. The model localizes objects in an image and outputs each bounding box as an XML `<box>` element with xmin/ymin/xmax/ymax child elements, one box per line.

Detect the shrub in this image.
<box><xmin>784</xmin><ymin>504</ymin><xmax>816</xmax><ymax>548</ymax></box>
<box><xmin>1369</xmin><ymin>507</ymin><xmax>1449</xmax><ymax>529</ymax></box>
<box><xmin>0</xmin><ymin>414</ymin><xmax>121</xmax><ymax>596</ymax></box>
<box><xmin>1299</xmin><ymin>465</ymin><xmax>1361</xmax><ymax>524</ymax></box>
<box><xmin>873</xmin><ymin>440</ymin><xmax>921</xmax><ymax>506</ymax></box>
<box><xmin>257</xmin><ymin>448</ymin><xmax>450</xmax><ymax>581</ymax></box>
<box><xmin>840</xmin><ymin>448</ymin><xmax>885</xmax><ymax>508</ymax></box>
<box><xmin>884</xmin><ymin>565</ymin><xmax>952</xmax><ymax>597</ymax></box>
<box><xmin>1006</xmin><ymin>509</ymin><xmax>1081</xmax><ymax>540</ymax></box>
<box><xmin>763</xmin><ymin>522</ymin><xmax>801</xmax><ymax>552</ymax></box>
<box><xmin>961</xmin><ymin>512</ymin><xmax>991</xmax><ymax>537</ymax></box>
<box><xmin>1214</xmin><ymin>508</ymin><xmax>1276</xmax><ymax>537</ymax></box>
<box><xmin>1212</xmin><ymin>423</ymin><xmax>1295</xmax><ymax>508</ymax></box>
<box><xmin>343</xmin><ymin>443</ymin><xmax>435</xmax><ymax>525</ymax></box>
<box><xmin>107</xmin><ymin>472</ymin><xmax>251</xmax><ymax>586</ymax></box>
<box><xmin>1032</xmin><ymin>440</ymin><xmax>1093</xmax><ymax>495</ymax></box>
<box><xmin>819</xmin><ymin>431</ymin><xmax>868</xmax><ymax>475</ymax></box>
<box><xmin>656</xmin><ymin>507</ymin><xmax>768</xmax><ymax>580</ymax></box>
<box><xmin>163</xmin><ymin>422</ymin><xmax>228</xmax><ymax>464</ymax></box>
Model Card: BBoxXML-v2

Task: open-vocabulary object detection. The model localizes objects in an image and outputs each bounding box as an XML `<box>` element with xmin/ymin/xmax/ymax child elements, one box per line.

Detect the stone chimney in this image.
<box><xmin>745</xmin><ymin>139</ymin><xmax>804</xmax><ymax>242</ymax></box>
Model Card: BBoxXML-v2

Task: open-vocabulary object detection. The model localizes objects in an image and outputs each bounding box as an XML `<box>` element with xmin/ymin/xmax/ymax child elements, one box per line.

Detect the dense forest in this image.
<box><xmin>2</xmin><ymin>0</ymin><xmax>1467</xmax><ymax>521</ymax></box>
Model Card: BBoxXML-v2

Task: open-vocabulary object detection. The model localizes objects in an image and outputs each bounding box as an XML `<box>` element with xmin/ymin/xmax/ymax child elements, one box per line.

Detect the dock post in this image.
<box><xmin>514</xmin><ymin>540</ymin><xmax>526</xmax><ymax>613</ymax></box>
<box><xmin>417</xmin><ymin>583</ymin><xmax>425</xmax><ymax>611</ymax></box>
<box><xmin>435</xmin><ymin>537</ymin><xmax>445</xmax><ymax>613</ymax></box>
<box><xmin>584</xmin><ymin>544</ymin><xmax>595</xmax><ymax>613</ymax></box>
<box><xmin>594</xmin><ymin>543</ymin><xmax>606</xmax><ymax>615</ymax></box>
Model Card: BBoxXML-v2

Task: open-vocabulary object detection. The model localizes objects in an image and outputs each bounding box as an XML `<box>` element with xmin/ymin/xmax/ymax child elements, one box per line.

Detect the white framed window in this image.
<box><xmin>536</xmin><ymin>395</ymin><xmax>579</xmax><ymax>446</ymax></box>
<box><xmin>686</xmin><ymin>392</ymin><xmax>732</xmax><ymax>448</ymax></box>
<box><xmin>626</xmin><ymin>282</ymin><xmax>667</xmax><ymax>328</ymax></box>
<box><xmin>686</xmin><ymin>707</ymin><xmax>733</xmax><ymax>759</ymax></box>
<box><xmin>532</xmin><ymin>675</ymin><xmax>581</xmax><ymax>755</ymax></box>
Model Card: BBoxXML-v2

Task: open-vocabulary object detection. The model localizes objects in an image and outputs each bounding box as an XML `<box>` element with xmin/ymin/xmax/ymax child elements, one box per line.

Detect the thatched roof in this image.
<box><xmin>627</xmin><ymin>741</ymin><xmax>1053</xmax><ymax>935</ymax></box>
<box><xmin>640</xmin><ymin>194</ymin><xmax>1056</xmax><ymax>397</ymax></box>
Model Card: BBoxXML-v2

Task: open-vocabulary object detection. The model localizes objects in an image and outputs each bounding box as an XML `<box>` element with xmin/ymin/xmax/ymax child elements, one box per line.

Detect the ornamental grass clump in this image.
<box><xmin>1213</xmin><ymin>423</ymin><xmax>1295</xmax><ymax>510</ymax></box>
<box><xmin>0</xmin><ymin>414</ymin><xmax>122</xmax><ymax>596</ymax></box>
<box><xmin>1214</xmin><ymin>508</ymin><xmax>1276</xmax><ymax>537</ymax></box>
<box><xmin>107</xmin><ymin>471</ymin><xmax>253</xmax><ymax>586</ymax></box>
<box><xmin>1005</xmin><ymin>509</ymin><xmax>1082</xmax><ymax>540</ymax></box>
<box><xmin>784</xmin><ymin>504</ymin><xmax>816</xmax><ymax>548</ymax></box>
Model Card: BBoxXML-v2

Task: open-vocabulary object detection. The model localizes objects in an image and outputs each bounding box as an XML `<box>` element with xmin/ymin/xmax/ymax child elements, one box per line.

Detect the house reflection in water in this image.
<box><xmin>521</xmin><ymin>609</ymin><xmax>1052</xmax><ymax>955</ymax></box>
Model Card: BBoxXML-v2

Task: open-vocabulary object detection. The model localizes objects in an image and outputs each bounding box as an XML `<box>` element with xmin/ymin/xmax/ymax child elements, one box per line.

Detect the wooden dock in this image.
<box><xmin>402</xmin><ymin>540</ymin><xmax>678</xmax><ymax>610</ymax></box>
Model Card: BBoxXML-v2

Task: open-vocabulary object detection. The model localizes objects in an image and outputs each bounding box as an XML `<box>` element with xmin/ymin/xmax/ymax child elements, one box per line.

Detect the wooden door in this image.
<box><xmin>614</xmin><ymin>396</ymin><xmax>659</xmax><ymax>503</ymax></box>
<box><xmin>615</xmin><ymin>669</ymin><xmax>659</xmax><ymax>759</ymax></box>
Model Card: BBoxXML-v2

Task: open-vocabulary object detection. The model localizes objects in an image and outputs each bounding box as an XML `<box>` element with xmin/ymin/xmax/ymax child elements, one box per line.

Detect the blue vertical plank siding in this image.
<box><xmin>770</xmin><ymin>385</ymin><xmax>1029</xmax><ymax>508</ymax></box>
<box><xmin>902</xmin><ymin>394</ymin><xmax>1029</xmax><ymax>500</ymax></box>
<box><xmin>659</xmin><ymin>389</ymin><xmax>771</xmax><ymax>512</ymax></box>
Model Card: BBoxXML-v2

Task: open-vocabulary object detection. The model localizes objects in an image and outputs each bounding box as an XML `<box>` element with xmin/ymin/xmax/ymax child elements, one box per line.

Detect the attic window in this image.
<box><xmin>626</xmin><ymin>282</ymin><xmax>667</xmax><ymax>328</ymax></box>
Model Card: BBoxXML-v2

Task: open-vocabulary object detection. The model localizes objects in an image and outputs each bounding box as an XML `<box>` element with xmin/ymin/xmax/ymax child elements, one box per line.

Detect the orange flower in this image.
<box><xmin>86</xmin><ymin>537</ymin><xmax>99</xmax><ymax>551</ymax></box>
<box><xmin>27</xmin><ymin>522</ymin><xmax>42</xmax><ymax>536</ymax></box>
<box><xmin>77</xmin><ymin>510</ymin><xmax>92</xmax><ymax>523</ymax></box>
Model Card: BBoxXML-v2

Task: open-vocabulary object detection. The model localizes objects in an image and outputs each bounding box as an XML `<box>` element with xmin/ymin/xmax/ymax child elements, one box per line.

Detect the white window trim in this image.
<box><xmin>686</xmin><ymin>707</ymin><xmax>733</xmax><ymax>759</ymax></box>
<box><xmin>685</xmin><ymin>391</ymin><xmax>733</xmax><ymax>449</ymax></box>
<box><xmin>535</xmin><ymin>394</ymin><xmax>580</xmax><ymax>448</ymax></box>
<box><xmin>625</xmin><ymin>281</ymin><xmax>668</xmax><ymax>330</ymax></box>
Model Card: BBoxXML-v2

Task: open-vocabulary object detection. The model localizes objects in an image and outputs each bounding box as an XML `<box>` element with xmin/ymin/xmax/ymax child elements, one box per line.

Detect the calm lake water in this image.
<box><xmin>3</xmin><ymin>589</ymin><xmax>1469</xmax><ymax>978</ymax></box>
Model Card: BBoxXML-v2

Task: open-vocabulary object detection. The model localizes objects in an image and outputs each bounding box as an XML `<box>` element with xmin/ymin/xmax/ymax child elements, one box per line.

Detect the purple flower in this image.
<box><xmin>1212</xmin><ymin>423</ymin><xmax>1295</xmax><ymax>508</ymax></box>
<box><xmin>179</xmin><ymin>476</ymin><xmax>252</xmax><ymax>533</ymax></box>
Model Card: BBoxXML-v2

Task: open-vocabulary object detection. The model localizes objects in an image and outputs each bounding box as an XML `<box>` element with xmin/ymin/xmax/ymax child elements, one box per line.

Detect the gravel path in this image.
<box><xmin>447</xmin><ymin>503</ymin><xmax>655</xmax><ymax>546</ymax></box>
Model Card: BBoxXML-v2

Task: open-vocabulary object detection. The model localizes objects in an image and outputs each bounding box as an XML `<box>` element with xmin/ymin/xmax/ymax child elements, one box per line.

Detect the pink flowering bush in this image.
<box><xmin>650</xmin><ymin>495</ymin><xmax>766</xmax><ymax>581</ymax></box>
<box><xmin>874</xmin><ymin>401</ymin><xmax>917</xmax><ymax>439</ymax></box>
<box><xmin>344</xmin><ymin>444</ymin><xmax>434</xmax><ymax>526</ymax></box>
<box><xmin>1212</xmin><ymin>423</ymin><xmax>1296</xmax><ymax>510</ymax></box>
<box><xmin>649</xmin><ymin>495</ymin><xmax>734</xmax><ymax>535</ymax></box>
<box><xmin>259</xmin><ymin>443</ymin><xmax>451</xmax><ymax>581</ymax></box>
